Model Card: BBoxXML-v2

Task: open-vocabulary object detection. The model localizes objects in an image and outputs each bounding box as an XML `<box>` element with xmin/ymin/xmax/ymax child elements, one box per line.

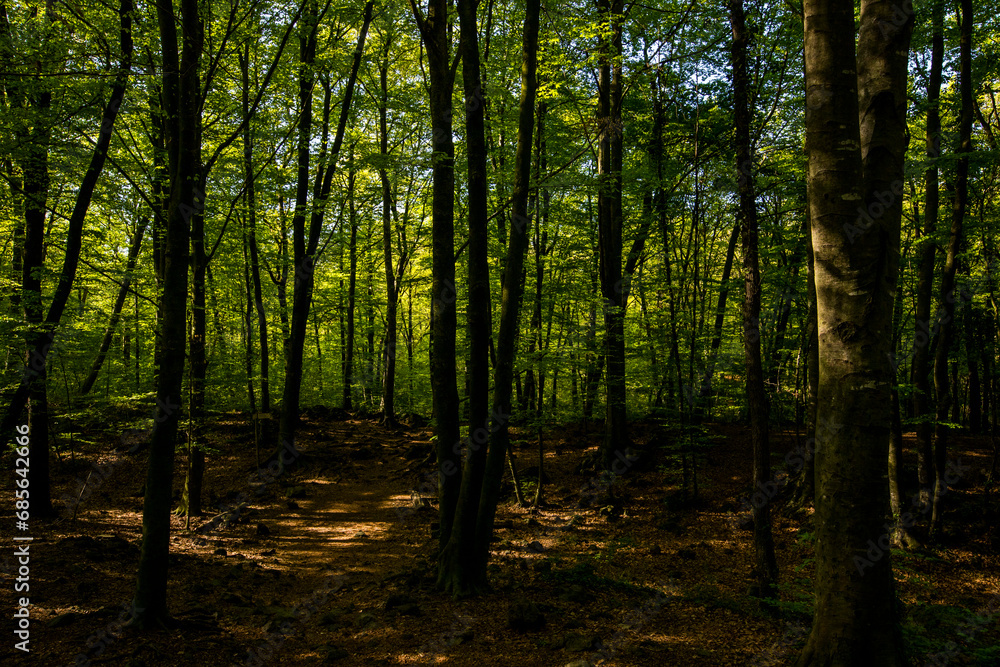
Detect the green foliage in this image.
<box><xmin>902</xmin><ymin>602</ymin><xmax>1000</xmax><ymax>665</ymax></box>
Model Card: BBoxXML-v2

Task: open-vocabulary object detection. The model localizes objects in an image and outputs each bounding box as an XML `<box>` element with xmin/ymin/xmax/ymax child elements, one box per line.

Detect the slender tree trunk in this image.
<box><xmin>730</xmin><ymin>0</ymin><xmax>778</xmax><ymax>598</ymax></box>
<box><xmin>410</xmin><ymin>0</ymin><xmax>460</xmax><ymax>552</ymax></box>
<box><xmin>410</xmin><ymin>0</ymin><xmax>462</xmax><ymax>550</ymax></box>
<box><xmin>889</xmin><ymin>260</ymin><xmax>917</xmax><ymax>547</ymax></box>
<box><xmin>277</xmin><ymin>2</ymin><xmax>373</xmax><ymax>470</ymax></box>
<box><xmin>19</xmin><ymin>26</ymin><xmax>53</xmax><ymax>516</ymax></box>
<box><xmin>344</xmin><ymin>166</ymin><xmax>358</xmax><ymax>410</ymax></box>
<box><xmin>912</xmin><ymin>0</ymin><xmax>943</xmax><ymax>510</ymax></box>
<box><xmin>378</xmin><ymin>35</ymin><xmax>401</xmax><ymax>427</ymax></box>
<box><xmin>965</xmin><ymin>311</ymin><xmax>981</xmax><ymax>433</ymax></box>
<box><xmin>80</xmin><ymin>218</ymin><xmax>148</xmax><ymax>394</ymax></box>
<box><xmin>279</xmin><ymin>4</ymin><xmax>318</xmax><ymax>467</ymax></box>
<box><xmin>0</xmin><ymin>0</ymin><xmax>133</xmax><ymax>451</ymax></box>
<box><xmin>241</xmin><ymin>45</ymin><xmax>270</xmax><ymax>416</ymax></box>
<box><xmin>438</xmin><ymin>0</ymin><xmax>493</xmax><ymax>595</ymax></box>
<box><xmin>930</xmin><ymin>0</ymin><xmax>972</xmax><ymax>537</ymax></box>
<box><xmin>133</xmin><ymin>0</ymin><xmax>199</xmax><ymax>627</ymax></box>
<box><xmin>696</xmin><ymin>221</ymin><xmax>740</xmax><ymax>414</ymax></box>
<box><xmin>596</xmin><ymin>0</ymin><xmax>626</xmax><ymax>469</ymax></box>
<box><xmin>242</xmin><ymin>213</ymin><xmax>258</xmax><ymax>449</ymax></box>
<box><xmin>790</xmin><ymin>204</ymin><xmax>817</xmax><ymax>509</ymax></box>
<box><xmin>473</xmin><ymin>0</ymin><xmax>540</xmax><ymax>584</ymax></box>
<box><xmin>183</xmin><ymin>196</ymin><xmax>207</xmax><ymax>518</ymax></box>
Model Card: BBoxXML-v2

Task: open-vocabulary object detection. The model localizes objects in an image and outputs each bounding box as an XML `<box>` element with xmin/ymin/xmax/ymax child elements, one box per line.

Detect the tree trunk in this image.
<box><xmin>133</xmin><ymin>0</ymin><xmax>199</xmax><ymax>628</ymax></box>
<box><xmin>344</xmin><ymin>166</ymin><xmax>358</xmax><ymax>411</ymax></box>
<box><xmin>241</xmin><ymin>44</ymin><xmax>270</xmax><ymax>416</ymax></box>
<box><xmin>410</xmin><ymin>0</ymin><xmax>460</xmax><ymax>553</ymax></box>
<box><xmin>789</xmin><ymin>204</ymin><xmax>817</xmax><ymax>510</ymax></box>
<box><xmin>182</xmin><ymin>194</ymin><xmax>207</xmax><ymax>519</ymax></box>
<box><xmin>912</xmin><ymin>0</ymin><xmax>943</xmax><ymax>511</ymax></box>
<box><xmin>277</xmin><ymin>1</ymin><xmax>373</xmax><ymax>471</ymax></box>
<box><xmin>0</xmin><ymin>0</ymin><xmax>133</xmax><ymax>451</ymax></box>
<box><xmin>696</xmin><ymin>221</ymin><xmax>740</xmax><ymax>415</ymax></box>
<box><xmin>472</xmin><ymin>0</ymin><xmax>540</xmax><ymax>585</ymax></box>
<box><xmin>889</xmin><ymin>257</ymin><xmax>917</xmax><ymax>548</ymax></box>
<box><xmin>965</xmin><ymin>311</ymin><xmax>981</xmax><ymax>433</ymax></box>
<box><xmin>596</xmin><ymin>0</ymin><xmax>627</xmax><ymax>469</ymax></box>
<box><xmin>438</xmin><ymin>0</ymin><xmax>493</xmax><ymax>595</ymax></box>
<box><xmin>730</xmin><ymin>0</ymin><xmax>777</xmax><ymax>599</ymax></box>
<box><xmin>19</xmin><ymin>28</ymin><xmax>53</xmax><ymax>517</ymax></box>
<box><xmin>80</xmin><ymin>218</ymin><xmax>148</xmax><ymax>394</ymax></box>
<box><xmin>378</xmin><ymin>34</ymin><xmax>401</xmax><ymax>427</ymax></box>
<box><xmin>930</xmin><ymin>0</ymin><xmax>972</xmax><ymax>537</ymax></box>
<box><xmin>794</xmin><ymin>0</ymin><xmax>912</xmax><ymax>662</ymax></box>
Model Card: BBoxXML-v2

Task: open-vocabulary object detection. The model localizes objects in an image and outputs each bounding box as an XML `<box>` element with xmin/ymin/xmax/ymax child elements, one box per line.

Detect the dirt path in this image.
<box><xmin>3</xmin><ymin>415</ymin><xmax>997</xmax><ymax>666</ymax></box>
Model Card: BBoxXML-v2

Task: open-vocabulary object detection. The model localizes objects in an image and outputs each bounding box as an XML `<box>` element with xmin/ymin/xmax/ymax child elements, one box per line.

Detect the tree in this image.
<box><xmin>79</xmin><ymin>217</ymin><xmax>148</xmax><ymax>395</ymax></box>
<box><xmin>912</xmin><ymin>0</ymin><xmax>944</xmax><ymax>517</ymax></box>
<box><xmin>596</xmin><ymin>0</ymin><xmax>627</xmax><ymax>469</ymax></box>
<box><xmin>473</xmin><ymin>0</ymin><xmax>541</xmax><ymax>587</ymax></box>
<box><xmin>930</xmin><ymin>0</ymin><xmax>973</xmax><ymax>538</ymax></box>
<box><xmin>795</xmin><ymin>0</ymin><xmax>913</xmax><ymax>662</ymax></box>
<box><xmin>409</xmin><ymin>0</ymin><xmax>461</xmax><ymax>553</ymax></box>
<box><xmin>133</xmin><ymin>0</ymin><xmax>201</xmax><ymax>628</ymax></box>
<box><xmin>276</xmin><ymin>0</ymin><xmax>373</xmax><ymax>472</ymax></box>
<box><xmin>436</xmin><ymin>0</ymin><xmax>493</xmax><ymax>596</ymax></box>
<box><xmin>729</xmin><ymin>0</ymin><xmax>777</xmax><ymax>599</ymax></box>
<box><xmin>1</xmin><ymin>0</ymin><xmax>134</xmax><ymax>515</ymax></box>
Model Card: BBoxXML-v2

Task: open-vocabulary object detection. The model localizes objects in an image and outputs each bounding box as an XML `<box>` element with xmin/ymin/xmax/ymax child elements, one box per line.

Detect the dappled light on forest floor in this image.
<box><xmin>2</xmin><ymin>416</ymin><xmax>997</xmax><ymax>666</ymax></box>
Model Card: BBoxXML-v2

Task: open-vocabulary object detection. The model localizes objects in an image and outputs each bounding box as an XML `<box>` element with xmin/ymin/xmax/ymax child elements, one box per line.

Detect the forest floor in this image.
<box><xmin>2</xmin><ymin>408</ymin><xmax>999</xmax><ymax>666</ymax></box>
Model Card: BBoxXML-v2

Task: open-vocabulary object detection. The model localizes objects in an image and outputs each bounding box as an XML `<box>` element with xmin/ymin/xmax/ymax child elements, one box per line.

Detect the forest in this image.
<box><xmin>1</xmin><ymin>0</ymin><xmax>998</xmax><ymax>664</ymax></box>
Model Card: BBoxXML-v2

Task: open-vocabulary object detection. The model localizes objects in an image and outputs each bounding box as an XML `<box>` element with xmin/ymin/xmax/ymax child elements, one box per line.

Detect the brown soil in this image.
<box><xmin>2</xmin><ymin>412</ymin><xmax>997</xmax><ymax>666</ymax></box>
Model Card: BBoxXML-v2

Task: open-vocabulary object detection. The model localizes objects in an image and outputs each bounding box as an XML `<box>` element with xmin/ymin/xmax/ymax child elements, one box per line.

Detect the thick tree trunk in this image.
<box><xmin>730</xmin><ymin>0</ymin><xmax>777</xmax><ymax>599</ymax></box>
<box><xmin>794</xmin><ymin>0</ymin><xmax>912</xmax><ymax>663</ymax></box>
<box><xmin>930</xmin><ymin>0</ymin><xmax>972</xmax><ymax>538</ymax></box>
